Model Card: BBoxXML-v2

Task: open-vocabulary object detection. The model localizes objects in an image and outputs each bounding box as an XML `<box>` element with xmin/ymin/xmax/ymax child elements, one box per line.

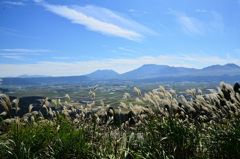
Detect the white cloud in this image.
<box><xmin>196</xmin><ymin>9</ymin><xmax>207</xmax><ymax>13</ymax></box>
<box><xmin>169</xmin><ymin>9</ymin><xmax>224</xmax><ymax>36</ymax></box>
<box><xmin>3</xmin><ymin>1</ymin><xmax>25</xmax><ymax>6</ymax></box>
<box><xmin>234</xmin><ymin>49</ymin><xmax>240</xmax><ymax>53</ymax></box>
<box><xmin>118</xmin><ymin>47</ymin><xmax>137</xmax><ymax>53</ymax></box>
<box><xmin>33</xmin><ymin>0</ymin><xmax>42</xmax><ymax>2</ymax></box>
<box><xmin>210</xmin><ymin>11</ymin><xmax>224</xmax><ymax>33</ymax></box>
<box><xmin>53</xmin><ymin>57</ymin><xmax>76</xmax><ymax>60</ymax></box>
<box><xmin>2</xmin><ymin>56</ymin><xmax>23</xmax><ymax>59</ymax></box>
<box><xmin>2</xmin><ymin>49</ymin><xmax>51</xmax><ymax>53</ymax></box>
<box><xmin>0</xmin><ymin>48</ymin><xmax>53</xmax><ymax>60</ymax></box>
<box><xmin>34</xmin><ymin>1</ymin><xmax>155</xmax><ymax>41</ymax></box>
<box><xmin>128</xmin><ymin>9</ymin><xmax>136</xmax><ymax>12</ymax></box>
<box><xmin>178</xmin><ymin>16</ymin><xmax>205</xmax><ymax>36</ymax></box>
<box><xmin>1</xmin><ymin>54</ymin><xmax>239</xmax><ymax>77</ymax></box>
<box><xmin>128</xmin><ymin>9</ymin><xmax>148</xmax><ymax>16</ymax></box>
<box><xmin>169</xmin><ymin>9</ymin><xmax>205</xmax><ymax>36</ymax></box>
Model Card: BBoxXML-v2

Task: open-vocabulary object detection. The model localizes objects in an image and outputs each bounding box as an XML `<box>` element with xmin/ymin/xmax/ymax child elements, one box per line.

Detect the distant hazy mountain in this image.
<box><xmin>118</xmin><ymin>63</ymin><xmax>240</xmax><ymax>80</ymax></box>
<box><xmin>2</xmin><ymin>63</ymin><xmax>240</xmax><ymax>85</ymax></box>
<box><xmin>118</xmin><ymin>64</ymin><xmax>167</xmax><ymax>79</ymax></box>
<box><xmin>191</xmin><ymin>63</ymin><xmax>240</xmax><ymax>76</ymax></box>
<box><xmin>17</xmin><ymin>74</ymin><xmax>52</xmax><ymax>78</ymax></box>
<box><xmin>86</xmin><ymin>70</ymin><xmax>119</xmax><ymax>80</ymax></box>
<box><xmin>119</xmin><ymin>64</ymin><xmax>197</xmax><ymax>79</ymax></box>
<box><xmin>2</xmin><ymin>75</ymin><xmax>89</xmax><ymax>85</ymax></box>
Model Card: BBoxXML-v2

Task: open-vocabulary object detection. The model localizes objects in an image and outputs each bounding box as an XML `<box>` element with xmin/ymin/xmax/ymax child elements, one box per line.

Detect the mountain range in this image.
<box><xmin>1</xmin><ymin>63</ymin><xmax>240</xmax><ymax>85</ymax></box>
<box><xmin>87</xmin><ymin>63</ymin><xmax>240</xmax><ymax>80</ymax></box>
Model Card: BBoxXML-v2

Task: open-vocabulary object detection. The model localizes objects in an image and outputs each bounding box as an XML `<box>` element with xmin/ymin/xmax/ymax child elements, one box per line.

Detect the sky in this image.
<box><xmin>0</xmin><ymin>0</ymin><xmax>240</xmax><ymax>77</ymax></box>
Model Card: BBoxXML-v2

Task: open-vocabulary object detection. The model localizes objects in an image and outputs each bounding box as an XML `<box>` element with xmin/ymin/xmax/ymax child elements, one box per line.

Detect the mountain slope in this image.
<box><xmin>119</xmin><ymin>64</ymin><xmax>167</xmax><ymax>79</ymax></box>
<box><xmin>119</xmin><ymin>64</ymin><xmax>198</xmax><ymax>79</ymax></box>
<box><xmin>86</xmin><ymin>70</ymin><xmax>119</xmax><ymax>80</ymax></box>
<box><xmin>17</xmin><ymin>74</ymin><xmax>51</xmax><ymax>78</ymax></box>
<box><xmin>190</xmin><ymin>63</ymin><xmax>240</xmax><ymax>76</ymax></box>
<box><xmin>118</xmin><ymin>63</ymin><xmax>240</xmax><ymax>80</ymax></box>
<box><xmin>2</xmin><ymin>75</ymin><xmax>89</xmax><ymax>85</ymax></box>
<box><xmin>2</xmin><ymin>63</ymin><xmax>240</xmax><ymax>85</ymax></box>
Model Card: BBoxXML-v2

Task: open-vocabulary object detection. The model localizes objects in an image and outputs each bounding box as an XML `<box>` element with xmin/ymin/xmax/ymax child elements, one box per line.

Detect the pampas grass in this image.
<box><xmin>0</xmin><ymin>82</ymin><xmax>240</xmax><ymax>159</ymax></box>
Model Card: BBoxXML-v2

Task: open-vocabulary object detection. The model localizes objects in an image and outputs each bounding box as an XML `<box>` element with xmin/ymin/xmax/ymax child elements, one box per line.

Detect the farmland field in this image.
<box><xmin>1</xmin><ymin>82</ymin><xmax>226</xmax><ymax>107</ymax></box>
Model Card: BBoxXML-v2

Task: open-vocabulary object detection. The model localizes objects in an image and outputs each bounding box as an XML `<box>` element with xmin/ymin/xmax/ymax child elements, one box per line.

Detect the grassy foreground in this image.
<box><xmin>0</xmin><ymin>82</ymin><xmax>240</xmax><ymax>159</ymax></box>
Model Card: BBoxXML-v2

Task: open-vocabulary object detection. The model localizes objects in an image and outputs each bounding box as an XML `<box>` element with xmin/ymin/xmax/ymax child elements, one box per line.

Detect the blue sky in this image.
<box><xmin>0</xmin><ymin>0</ymin><xmax>240</xmax><ymax>77</ymax></box>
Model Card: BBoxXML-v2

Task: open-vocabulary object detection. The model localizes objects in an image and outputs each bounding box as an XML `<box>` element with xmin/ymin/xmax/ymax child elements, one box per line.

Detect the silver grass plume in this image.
<box><xmin>220</xmin><ymin>81</ymin><xmax>226</xmax><ymax>90</ymax></box>
<box><xmin>134</xmin><ymin>87</ymin><xmax>142</xmax><ymax>96</ymax></box>
<box><xmin>152</xmin><ymin>89</ymin><xmax>158</xmax><ymax>96</ymax></box>
<box><xmin>186</xmin><ymin>89</ymin><xmax>196</xmax><ymax>98</ymax></box>
<box><xmin>120</xmin><ymin>102</ymin><xmax>128</xmax><ymax>109</ymax></box>
<box><xmin>210</xmin><ymin>94</ymin><xmax>220</xmax><ymax>106</ymax></box>
<box><xmin>148</xmin><ymin>92</ymin><xmax>154</xmax><ymax>98</ymax></box>
<box><xmin>166</xmin><ymin>91</ymin><xmax>172</xmax><ymax>100</ymax></box>
<box><xmin>159</xmin><ymin>86</ymin><xmax>166</xmax><ymax>93</ymax></box>
<box><xmin>198</xmin><ymin>89</ymin><xmax>202</xmax><ymax>95</ymax></box>
<box><xmin>153</xmin><ymin>95</ymin><xmax>162</xmax><ymax>103</ymax></box>
<box><xmin>196</xmin><ymin>95</ymin><xmax>206</xmax><ymax>104</ymax></box>
<box><xmin>170</xmin><ymin>88</ymin><xmax>177</xmax><ymax>99</ymax></box>
<box><xmin>65</xmin><ymin>94</ymin><xmax>70</xmax><ymax>101</ymax></box>
<box><xmin>226</xmin><ymin>83</ymin><xmax>234</xmax><ymax>92</ymax></box>
<box><xmin>51</xmin><ymin>99</ymin><xmax>57</xmax><ymax>106</ymax></box>
<box><xmin>135</xmin><ymin>97</ymin><xmax>144</xmax><ymax>104</ymax></box>
<box><xmin>129</xmin><ymin>103</ymin><xmax>136</xmax><ymax>115</ymax></box>
<box><xmin>230</xmin><ymin>92</ymin><xmax>240</xmax><ymax>105</ymax></box>
<box><xmin>159</xmin><ymin>92</ymin><xmax>166</xmax><ymax>98</ymax></box>
<box><xmin>93</xmin><ymin>85</ymin><xmax>98</xmax><ymax>92</ymax></box>
<box><xmin>58</xmin><ymin>99</ymin><xmax>62</xmax><ymax>106</ymax></box>
<box><xmin>0</xmin><ymin>94</ymin><xmax>12</xmax><ymax>110</ymax></box>
<box><xmin>12</xmin><ymin>98</ymin><xmax>19</xmax><ymax>113</ymax></box>
<box><xmin>209</xmin><ymin>89</ymin><xmax>215</xmax><ymax>94</ymax></box>
<box><xmin>0</xmin><ymin>99</ymin><xmax>9</xmax><ymax>115</ymax></box>
<box><xmin>31</xmin><ymin>115</ymin><xmax>35</xmax><ymax>123</ymax></box>
<box><xmin>57</xmin><ymin>125</ymin><xmax>60</xmax><ymax>132</ymax></box>
<box><xmin>29</xmin><ymin>104</ymin><xmax>33</xmax><ymax>113</ymax></box>
<box><xmin>100</xmin><ymin>100</ymin><xmax>105</xmax><ymax>112</ymax></box>
<box><xmin>180</xmin><ymin>95</ymin><xmax>190</xmax><ymax>107</ymax></box>
<box><xmin>43</xmin><ymin>104</ymin><xmax>48</xmax><ymax>114</ymax></box>
<box><xmin>123</xmin><ymin>93</ymin><xmax>132</xmax><ymax>101</ymax></box>
<box><xmin>217</xmin><ymin>87</ymin><xmax>224</xmax><ymax>99</ymax></box>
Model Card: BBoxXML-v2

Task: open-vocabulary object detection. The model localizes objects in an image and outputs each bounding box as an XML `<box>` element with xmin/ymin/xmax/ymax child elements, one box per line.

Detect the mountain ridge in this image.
<box><xmin>86</xmin><ymin>69</ymin><xmax>119</xmax><ymax>80</ymax></box>
<box><xmin>1</xmin><ymin>63</ymin><xmax>240</xmax><ymax>85</ymax></box>
<box><xmin>117</xmin><ymin>63</ymin><xmax>239</xmax><ymax>79</ymax></box>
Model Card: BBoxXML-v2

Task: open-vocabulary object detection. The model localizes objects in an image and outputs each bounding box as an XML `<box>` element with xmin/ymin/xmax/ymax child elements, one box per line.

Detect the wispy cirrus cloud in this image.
<box><xmin>169</xmin><ymin>9</ymin><xmax>224</xmax><ymax>36</ymax></box>
<box><xmin>210</xmin><ymin>11</ymin><xmax>224</xmax><ymax>33</ymax></box>
<box><xmin>169</xmin><ymin>9</ymin><xmax>205</xmax><ymax>36</ymax></box>
<box><xmin>3</xmin><ymin>1</ymin><xmax>25</xmax><ymax>6</ymax></box>
<box><xmin>2</xmin><ymin>56</ymin><xmax>23</xmax><ymax>59</ymax></box>
<box><xmin>0</xmin><ymin>48</ymin><xmax>52</xmax><ymax>60</ymax></box>
<box><xmin>34</xmin><ymin>1</ymin><xmax>155</xmax><ymax>41</ymax></box>
<box><xmin>0</xmin><ymin>26</ymin><xmax>30</xmax><ymax>38</ymax></box>
<box><xmin>2</xmin><ymin>49</ymin><xmax>52</xmax><ymax>53</ymax></box>
<box><xmin>118</xmin><ymin>47</ymin><xmax>137</xmax><ymax>53</ymax></box>
<box><xmin>234</xmin><ymin>49</ymin><xmax>240</xmax><ymax>54</ymax></box>
<box><xmin>128</xmin><ymin>9</ymin><xmax>148</xmax><ymax>16</ymax></box>
<box><xmin>195</xmin><ymin>9</ymin><xmax>207</xmax><ymax>13</ymax></box>
<box><xmin>53</xmin><ymin>56</ymin><xmax>77</xmax><ymax>60</ymax></box>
